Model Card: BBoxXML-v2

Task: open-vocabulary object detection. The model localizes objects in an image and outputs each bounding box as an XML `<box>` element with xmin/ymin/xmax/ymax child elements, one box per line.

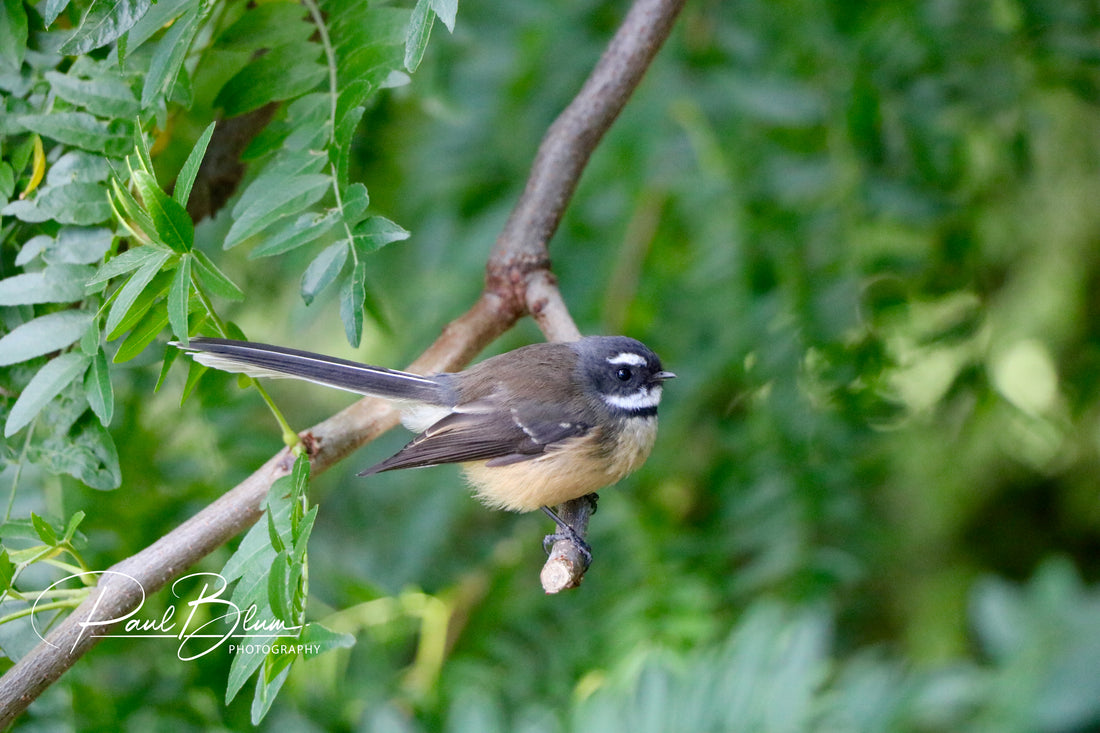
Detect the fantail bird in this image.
<box><xmin>176</xmin><ymin>336</ymin><xmax>673</xmax><ymax>550</ymax></box>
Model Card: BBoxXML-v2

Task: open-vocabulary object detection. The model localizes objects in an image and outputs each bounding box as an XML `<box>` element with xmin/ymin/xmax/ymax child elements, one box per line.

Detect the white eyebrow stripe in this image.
<box><xmin>602</xmin><ymin>386</ymin><xmax>662</xmax><ymax>411</ymax></box>
<box><xmin>606</xmin><ymin>352</ymin><xmax>647</xmax><ymax>367</ymax></box>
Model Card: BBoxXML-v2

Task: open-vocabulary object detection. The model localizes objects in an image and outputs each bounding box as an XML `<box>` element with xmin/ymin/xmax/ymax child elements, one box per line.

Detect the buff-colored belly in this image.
<box><xmin>462</xmin><ymin>417</ymin><xmax>658</xmax><ymax>512</ymax></box>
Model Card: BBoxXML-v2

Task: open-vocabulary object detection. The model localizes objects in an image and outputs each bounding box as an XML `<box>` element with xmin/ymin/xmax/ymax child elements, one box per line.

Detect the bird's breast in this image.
<box><xmin>604</xmin><ymin>415</ymin><xmax>659</xmax><ymax>479</ymax></box>
<box><xmin>460</xmin><ymin>416</ymin><xmax>659</xmax><ymax>512</ymax></box>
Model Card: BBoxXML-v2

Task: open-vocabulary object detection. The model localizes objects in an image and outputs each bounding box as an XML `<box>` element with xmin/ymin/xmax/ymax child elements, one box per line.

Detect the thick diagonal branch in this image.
<box><xmin>0</xmin><ymin>0</ymin><xmax>685</xmax><ymax>722</ymax></box>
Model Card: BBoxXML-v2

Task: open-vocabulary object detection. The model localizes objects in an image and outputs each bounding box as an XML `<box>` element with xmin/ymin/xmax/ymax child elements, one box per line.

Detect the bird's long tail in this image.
<box><xmin>176</xmin><ymin>338</ymin><xmax>454</xmax><ymax>405</ymax></box>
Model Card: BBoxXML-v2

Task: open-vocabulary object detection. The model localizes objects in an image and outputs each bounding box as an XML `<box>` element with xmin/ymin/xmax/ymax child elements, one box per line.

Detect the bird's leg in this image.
<box><xmin>540</xmin><ymin>494</ymin><xmax>598</xmax><ymax>565</ymax></box>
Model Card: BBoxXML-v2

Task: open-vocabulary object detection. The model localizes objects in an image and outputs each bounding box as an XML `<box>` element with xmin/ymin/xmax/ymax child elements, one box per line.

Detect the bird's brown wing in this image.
<box><xmin>358</xmin><ymin>405</ymin><xmax>592</xmax><ymax>475</ymax></box>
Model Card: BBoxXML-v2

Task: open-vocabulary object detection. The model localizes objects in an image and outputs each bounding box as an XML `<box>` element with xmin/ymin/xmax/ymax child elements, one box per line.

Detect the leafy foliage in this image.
<box><xmin>2</xmin><ymin>0</ymin><xmax>1100</xmax><ymax>730</ymax></box>
<box><xmin>0</xmin><ymin>0</ymin><xmax>439</xmax><ymax>722</ymax></box>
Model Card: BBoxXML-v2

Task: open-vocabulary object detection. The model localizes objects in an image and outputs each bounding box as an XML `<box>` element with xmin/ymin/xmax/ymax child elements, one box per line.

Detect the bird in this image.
<box><xmin>176</xmin><ymin>336</ymin><xmax>673</xmax><ymax>554</ymax></box>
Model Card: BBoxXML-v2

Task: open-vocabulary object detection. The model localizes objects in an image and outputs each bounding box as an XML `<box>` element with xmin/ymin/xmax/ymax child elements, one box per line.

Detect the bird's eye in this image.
<box><xmin>615</xmin><ymin>367</ymin><xmax>633</xmax><ymax>382</ymax></box>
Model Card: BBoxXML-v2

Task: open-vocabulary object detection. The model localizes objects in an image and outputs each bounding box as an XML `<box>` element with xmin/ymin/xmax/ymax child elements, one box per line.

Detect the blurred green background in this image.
<box><xmin>19</xmin><ymin>0</ymin><xmax>1100</xmax><ymax>729</ymax></box>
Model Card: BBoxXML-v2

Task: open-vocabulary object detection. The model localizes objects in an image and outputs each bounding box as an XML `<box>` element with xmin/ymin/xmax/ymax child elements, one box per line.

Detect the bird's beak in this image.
<box><xmin>654</xmin><ymin>371</ymin><xmax>676</xmax><ymax>381</ymax></box>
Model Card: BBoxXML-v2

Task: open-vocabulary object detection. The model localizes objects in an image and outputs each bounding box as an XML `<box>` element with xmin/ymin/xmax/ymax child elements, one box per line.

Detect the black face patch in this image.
<box><xmin>573</xmin><ymin>337</ymin><xmax>669</xmax><ymax>416</ymax></box>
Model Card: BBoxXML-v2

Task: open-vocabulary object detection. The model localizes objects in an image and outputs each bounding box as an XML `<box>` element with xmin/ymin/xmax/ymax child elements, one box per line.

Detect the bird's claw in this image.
<box><xmin>540</xmin><ymin>505</ymin><xmax>593</xmax><ymax>566</ymax></box>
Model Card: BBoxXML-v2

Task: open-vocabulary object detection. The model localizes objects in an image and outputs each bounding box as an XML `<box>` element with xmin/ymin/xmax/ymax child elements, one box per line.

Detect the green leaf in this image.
<box><xmin>0</xmin><ymin>161</ymin><xmax>13</xmax><ymax>201</ymax></box>
<box><xmin>214</xmin><ymin>3</ymin><xmax>312</xmax><ymax>52</ymax></box>
<box><xmin>223</xmin><ymin>479</ymin><xmax>293</xmax><ymax>583</ymax></box>
<box><xmin>168</xmin><ymin>254</ymin><xmax>191</xmax><ymax>340</ymax></box>
<box><xmin>226</xmin><ymin>611</ymin><xmax>269</xmax><ymax>702</ymax></box>
<box><xmin>333</xmin><ymin>103</ymin><xmax>366</xmax><ymax>188</ymax></box>
<box><xmin>287</xmin><ymin>558</ymin><xmax>304</xmax><ymax>621</ymax></box>
<box><xmin>404</xmin><ymin>0</ymin><xmax>435</xmax><ymax>73</ymax></box>
<box><xmin>224</xmin><ymin>175</ymin><xmax>330</xmax><ymax>248</ymax></box>
<box><xmin>133</xmin><ymin>121</ymin><xmax>154</xmax><ymax>177</ymax></box>
<box><xmin>173</xmin><ymin>121</ymin><xmax>215</xmax><ymax>207</ymax></box>
<box><xmin>16</xmin><ymin>235</ymin><xmax>51</xmax><ymax>266</ymax></box>
<box><xmin>285</xmin><ymin>116</ymin><xmax>330</xmax><ymax>155</ymax></box>
<box><xmin>141</xmin><ymin>6</ymin><xmax>201</xmax><ymax>108</ymax></box>
<box><xmin>240</xmin><ymin>94</ymin><xmax>326</xmax><ymax>161</ymax></box>
<box><xmin>84</xmin><ymin>347</ymin><xmax>114</xmax><ymax>425</ymax></box>
<box><xmin>251</xmin><ymin>662</ymin><xmax>291</xmax><ymax>724</ymax></box>
<box><xmin>2</xmin><ymin>182</ymin><xmax>111</xmax><ymax>225</ymax></box>
<box><xmin>104</xmin><ymin>265</ymin><xmax>172</xmax><ymax>340</ymax></box>
<box><xmin>113</xmin><ymin>301</ymin><xmax>168</xmax><ymax>362</ymax></box>
<box><xmin>44</xmin><ymin>70</ymin><xmax>141</xmax><ymax>118</ymax></box>
<box><xmin>0</xmin><ymin>265</ymin><xmax>93</xmax><ymax>305</ymax></box>
<box><xmin>6</xmin><ymin>353</ymin><xmax>92</xmax><ymax>437</ymax></box>
<box><xmin>32</xmin><ymin>419</ymin><xmax>120</xmax><ymax>490</ymax></box>
<box><xmin>31</xmin><ymin>513</ymin><xmax>58</xmax><ymax>546</ymax></box>
<box><xmin>327</xmin><ymin>4</ymin><xmax>409</xmax><ymax>48</ymax></box>
<box><xmin>0</xmin><ymin>311</ymin><xmax>94</xmax><ymax>366</ymax></box>
<box><xmin>120</xmin><ymin>0</ymin><xmax>189</xmax><ymax>56</ymax></box>
<box><xmin>0</xmin><ymin>519</ymin><xmax>42</xmax><ymax>544</ymax></box>
<box><xmin>191</xmin><ymin>250</ymin><xmax>243</xmax><ymax>301</ymax></box>
<box><xmin>79</xmin><ymin>319</ymin><xmax>99</xmax><ymax>356</ymax></box>
<box><xmin>352</xmin><ymin>216</ymin><xmax>410</xmax><ymax>253</ymax></box>
<box><xmin>291</xmin><ymin>506</ymin><xmax>316</xmax><ymax>563</ymax></box>
<box><xmin>110</xmin><ymin>178</ymin><xmax>157</xmax><ymax>242</ymax></box>
<box><xmin>17</xmin><ymin>112</ymin><xmax>129</xmax><ymax>156</ymax></box>
<box><xmin>264</xmin><ymin>639</ymin><xmax>299</xmax><ymax>683</ymax></box>
<box><xmin>8</xmin><ymin>136</ymin><xmax>36</xmax><ymax>178</ymax></box>
<box><xmin>0</xmin><ymin>548</ymin><xmax>14</xmax><ymax>591</ymax></box>
<box><xmin>266</xmin><ymin>512</ymin><xmax>286</xmax><ymax>554</ymax></box>
<box><xmin>214</xmin><ymin>42</ymin><xmax>328</xmax><ymax>117</ymax></box>
<box><xmin>300</xmin><ymin>241</ymin><xmax>348</xmax><ymax>305</ymax></box>
<box><xmin>249</xmin><ymin>210</ymin><xmax>340</xmax><ymax>258</ymax></box>
<box><xmin>430</xmin><ymin>0</ymin><xmax>457</xmax><ymax>31</ymax></box>
<box><xmin>340</xmin><ymin>261</ymin><xmax>366</xmax><ymax>347</ymax></box>
<box><xmin>59</xmin><ymin>0</ymin><xmax>152</xmax><ymax>54</ymax></box>
<box><xmin>49</xmin><ymin>227</ymin><xmax>114</xmax><ymax>265</ymax></box>
<box><xmin>132</xmin><ymin>169</ymin><xmax>193</xmax><ymax>252</ymax></box>
<box><xmin>340</xmin><ymin>182</ymin><xmax>370</xmax><ymax>223</ymax></box>
<box><xmin>42</xmin><ymin>0</ymin><xmax>71</xmax><ymax>28</ymax></box>
<box><xmin>246</xmin><ymin>148</ymin><xmax>327</xmax><ymax>181</ymax></box>
<box><xmin>226</xmin><ymin>321</ymin><xmax>247</xmax><ymax>341</ymax></box>
<box><xmin>0</xmin><ymin>0</ymin><xmax>28</xmax><ymax>73</ymax></box>
<box><xmin>46</xmin><ymin>150</ymin><xmax>112</xmax><ymax>185</ymax></box>
<box><xmin>340</xmin><ymin>45</ymin><xmax>405</xmax><ymax>91</ymax></box>
<box><xmin>290</xmin><ymin>453</ymin><xmax>310</xmax><ymax>504</ymax></box>
<box><xmin>88</xmin><ymin>245</ymin><xmax>170</xmax><ymax>288</ymax></box>
<box><xmin>299</xmin><ymin>622</ymin><xmax>355</xmax><ymax>659</ymax></box>
<box><xmin>154</xmin><ymin>341</ymin><xmax>179</xmax><ymax>393</ymax></box>
<box><xmin>268</xmin><ymin>552</ymin><xmax>294</xmax><ymax>624</ymax></box>
<box><xmin>63</xmin><ymin>510</ymin><xmax>86</xmax><ymax>542</ymax></box>
<box><xmin>180</xmin><ymin>357</ymin><xmax>206</xmax><ymax>403</ymax></box>
<box><xmin>116</xmin><ymin>24</ymin><xmax>128</xmax><ymax>61</ymax></box>
<box><xmin>104</xmin><ymin>248</ymin><xmax>172</xmax><ymax>335</ymax></box>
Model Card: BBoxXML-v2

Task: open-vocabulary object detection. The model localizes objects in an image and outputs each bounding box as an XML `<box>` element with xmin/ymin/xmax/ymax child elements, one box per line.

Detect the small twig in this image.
<box><xmin>540</xmin><ymin>494</ymin><xmax>598</xmax><ymax>594</ymax></box>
